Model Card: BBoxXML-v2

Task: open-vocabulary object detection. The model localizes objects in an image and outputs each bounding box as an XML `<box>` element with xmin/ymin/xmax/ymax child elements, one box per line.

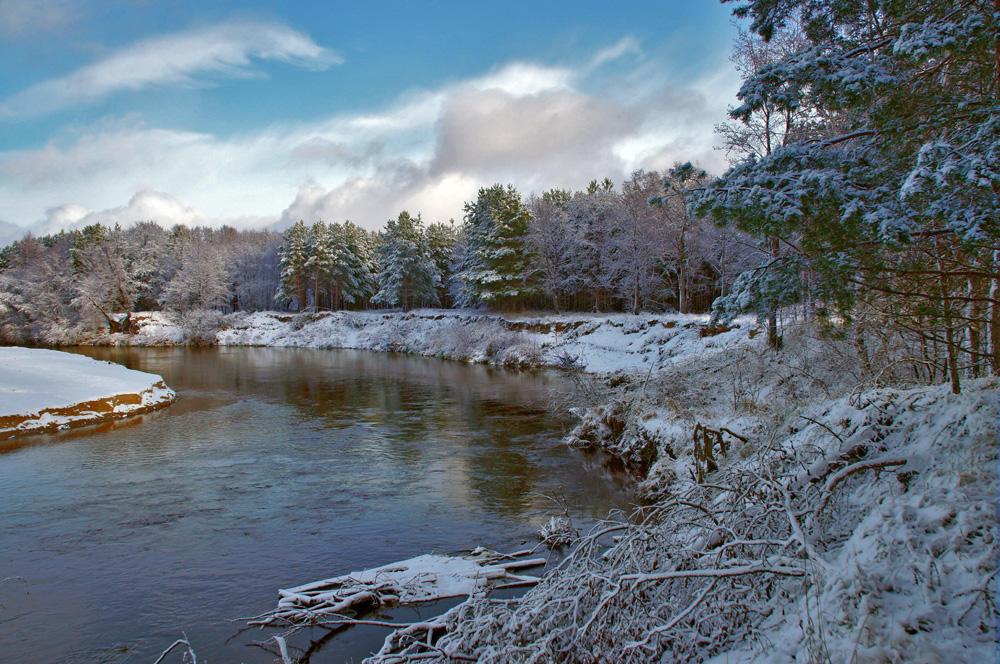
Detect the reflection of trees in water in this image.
<box><xmin>272</xmin><ymin>350</ymin><xmax>557</xmax><ymax>519</ymax></box>
<box><xmin>66</xmin><ymin>346</ymin><xmax>585</xmax><ymax>519</ymax></box>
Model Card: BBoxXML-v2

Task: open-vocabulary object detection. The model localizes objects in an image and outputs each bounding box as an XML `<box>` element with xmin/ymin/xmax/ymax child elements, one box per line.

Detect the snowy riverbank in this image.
<box><xmin>0</xmin><ymin>347</ymin><xmax>175</xmax><ymax>439</ymax></box>
<box><xmin>97</xmin><ymin>309</ymin><xmax>755</xmax><ymax>374</ymax></box>
<box><xmin>407</xmin><ymin>376</ymin><xmax>998</xmax><ymax>663</ymax></box>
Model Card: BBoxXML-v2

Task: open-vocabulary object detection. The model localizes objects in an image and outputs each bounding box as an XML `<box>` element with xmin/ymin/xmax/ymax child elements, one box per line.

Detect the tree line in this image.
<box><xmin>0</xmin><ymin>167</ymin><xmax>761</xmax><ymax>344</ymax></box>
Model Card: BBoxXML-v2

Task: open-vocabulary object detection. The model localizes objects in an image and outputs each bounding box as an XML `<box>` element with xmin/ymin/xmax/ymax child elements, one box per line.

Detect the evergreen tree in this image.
<box><xmin>305</xmin><ymin>221</ymin><xmax>335</xmax><ymax>309</ymax></box>
<box><xmin>323</xmin><ymin>222</ymin><xmax>367</xmax><ymax>309</ymax></box>
<box><xmin>276</xmin><ymin>220</ymin><xmax>310</xmax><ymax>311</ymax></box>
<box><xmin>699</xmin><ymin>0</ymin><xmax>999</xmax><ymax>389</ymax></box>
<box><xmin>372</xmin><ymin>212</ymin><xmax>440</xmax><ymax>310</ymax></box>
<box><xmin>425</xmin><ymin>221</ymin><xmax>460</xmax><ymax>307</ymax></box>
<box><xmin>343</xmin><ymin>221</ymin><xmax>379</xmax><ymax>307</ymax></box>
<box><xmin>456</xmin><ymin>184</ymin><xmax>536</xmax><ymax>309</ymax></box>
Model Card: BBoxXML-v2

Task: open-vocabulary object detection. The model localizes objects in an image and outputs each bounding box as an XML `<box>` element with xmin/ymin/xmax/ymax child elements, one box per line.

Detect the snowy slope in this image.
<box><xmin>117</xmin><ymin>309</ymin><xmax>756</xmax><ymax>374</ymax></box>
<box><xmin>0</xmin><ymin>347</ymin><xmax>175</xmax><ymax>437</ymax></box>
<box><xmin>414</xmin><ymin>379</ymin><xmax>998</xmax><ymax>663</ymax></box>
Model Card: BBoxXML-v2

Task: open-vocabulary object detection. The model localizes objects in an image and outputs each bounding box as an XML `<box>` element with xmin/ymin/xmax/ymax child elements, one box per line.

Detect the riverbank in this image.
<box><xmin>0</xmin><ymin>347</ymin><xmax>175</xmax><ymax>439</ymax></box>
<box><xmin>84</xmin><ymin>309</ymin><xmax>755</xmax><ymax>374</ymax></box>
<box><xmin>348</xmin><ymin>317</ymin><xmax>998</xmax><ymax>661</ymax></box>
<box><xmin>205</xmin><ymin>313</ymin><xmax>992</xmax><ymax>663</ymax></box>
<box><xmin>414</xmin><ymin>374</ymin><xmax>998</xmax><ymax>663</ymax></box>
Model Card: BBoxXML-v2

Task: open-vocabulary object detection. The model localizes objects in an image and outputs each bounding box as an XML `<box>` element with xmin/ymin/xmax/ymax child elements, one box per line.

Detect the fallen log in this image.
<box><xmin>250</xmin><ymin>547</ymin><xmax>545</xmax><ymax>631</ymax></box>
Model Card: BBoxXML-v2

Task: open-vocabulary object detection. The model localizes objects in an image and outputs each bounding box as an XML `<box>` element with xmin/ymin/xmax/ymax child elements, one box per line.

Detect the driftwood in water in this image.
<box><xmin>250</xmin><ymin>547</ymin><xmax>545</xmax><ymax>633</ymax></box>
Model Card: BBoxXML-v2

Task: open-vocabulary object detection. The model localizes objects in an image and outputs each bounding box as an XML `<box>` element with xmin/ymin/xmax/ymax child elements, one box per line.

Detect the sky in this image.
<box><xmin>0</xmin><ymin>0</ymin><xmax>742</xmax><ymax>243</ymax></box>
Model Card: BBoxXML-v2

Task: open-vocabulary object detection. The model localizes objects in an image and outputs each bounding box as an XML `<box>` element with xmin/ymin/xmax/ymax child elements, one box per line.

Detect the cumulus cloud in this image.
<box><xmin>32</xmin><ymin>191</ymin><xmax>206</xmax><ymax>236</ymax></box>
<box><xmin>1</xmin><ymin>38</ymin><xmax>740</xmax><ymax>235</ymax></box>
<box><xmin>432</xmin><ymin>87</ymin><xmax>636</xmax><ymax>182</ymax></box>
<box><xmin>0</xmin><ymin>19</ymin><xmax>339</xmax><ymax>118</ymax></box>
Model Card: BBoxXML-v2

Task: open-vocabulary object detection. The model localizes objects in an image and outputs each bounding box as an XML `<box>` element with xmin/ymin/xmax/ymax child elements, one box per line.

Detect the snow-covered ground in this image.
<box><xmin>0</xmin><ymin>347</ymin><xmax>175</xmax><ymax>438</ymax></box>
<box><xmin>115</xmin><ymin>309</ymin><xmax>755</xmax><ymax>374</ymax></box>
<box><xmin>384</xmin><ymin>377</ymin><xmax>998</xmax><ymax>663</ymax></box>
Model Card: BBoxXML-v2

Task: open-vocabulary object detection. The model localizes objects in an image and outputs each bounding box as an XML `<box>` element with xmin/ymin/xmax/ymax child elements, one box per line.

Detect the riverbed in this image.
<box><xmin>0</xmin><ymin>347</ymin><xmax>629</xmax><ymax>662</ymax></box>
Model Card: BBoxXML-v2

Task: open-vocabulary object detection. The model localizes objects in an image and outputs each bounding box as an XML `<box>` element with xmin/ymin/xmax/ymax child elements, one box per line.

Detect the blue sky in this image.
<box><xmin>0</xmin><ymin>0</ymin><xmax>741</xmax><ymax>240</ymax></box>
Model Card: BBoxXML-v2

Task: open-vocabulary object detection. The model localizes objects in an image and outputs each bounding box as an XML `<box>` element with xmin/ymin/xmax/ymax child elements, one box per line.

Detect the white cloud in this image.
<box><xmin>0</xmin><ymin>19</ymin><xmax>339</xmax><ymax>118</ymax></box>
<box><xmin>33</xmin><ymin>191</ymin><xmax>206</xmax><ymax>236</ymax></box>
<box><xmin>471</xmin><ymin>62</ymin><xmax>574</xmax><ymax>96</ymax></box>
<box><xmin>431</xmin><ymin>87</ymin><xmax>635</xmax><ymax>180</ymax></box>
<box><xmin>587</xmin><ymin>36</ymin><xmax>641</xmax><ymax>70</ymax></box>
<box><xmin>0</xmin><ymin>38</ymin><xmax>740</xmax><ymax>236</ymax></box>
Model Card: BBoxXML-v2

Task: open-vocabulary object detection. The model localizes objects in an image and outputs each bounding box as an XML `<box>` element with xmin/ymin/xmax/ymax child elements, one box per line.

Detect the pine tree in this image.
<box><xmin>344</xmin><ymin>221</ymin><xmax>379</xmax><ymax>307</ymax></box>
<box><xmin>372</xmin><ymin>212</ymin><xmax>440</xmax><ymax>310</ymax></box>
<box><xmin>455</xmin><ymin>184</ymin><xmax>536</xmax><ymax>309</ymax></box>
<box><xmin>321</xmin><ymin>222</ymin><xmax>364</xmax><ymax>309</ymax></box>
<box><xmin>277</xmin><ymin>220</ymin><xmax>310</xmax><ymax>311</ymax></box>
<box><xmin>699</xmin><ymin>0</ymin><xmax>999</xmax><ymax>389</ymax></box>
<box><xmin>305</xmin><ymin>221</ymin><xmax>335</xmax><ymax>309</ymax></box>
<box><xmin>425</xmin><ymin>221</ymin><xmax>460</xmax><ymax>307</ymax></box>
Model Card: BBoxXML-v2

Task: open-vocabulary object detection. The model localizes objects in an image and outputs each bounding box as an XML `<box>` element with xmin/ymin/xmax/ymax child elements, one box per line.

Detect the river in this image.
<box><xmin>0</xmin><ymin>347</ymin><xmax>630</xmax><ymax>662</ymax></box>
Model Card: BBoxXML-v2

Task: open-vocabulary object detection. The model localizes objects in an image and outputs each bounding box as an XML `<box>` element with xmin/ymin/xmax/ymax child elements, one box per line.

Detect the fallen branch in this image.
<box><xmin>153</xmin><ymin>635</ymin><xmax>197</xmax><ymax>664</ymax></box>
<box><xmin>813</xmin><ymin>456</ymin><xmax>907</xmax><ymax>518</ymax></box>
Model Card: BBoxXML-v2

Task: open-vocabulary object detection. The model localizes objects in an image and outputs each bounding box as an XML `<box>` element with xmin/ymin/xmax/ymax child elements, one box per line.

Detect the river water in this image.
<box><xmin>0</xmin><ymin>347</ymin><xmax>629</xmax><ymax>662</ymax></box>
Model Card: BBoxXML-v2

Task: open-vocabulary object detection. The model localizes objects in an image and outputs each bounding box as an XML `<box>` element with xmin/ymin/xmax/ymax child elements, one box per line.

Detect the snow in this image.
<box><xmin>284</xmin><ymin>550</ymin><xmax>544</xmax><ymax>605</ymax></box>
<box><xmin>119</xmin><ymin>308</ymin><xmax>757</xmax><ymax>375</ymax></box>
<box><xmin>0</xmin><ymin>347</ymin><xmax>175</xmax><ymax>436</ymax></box>
<box><xmin>709</xmin><ymin>379</ymin><xmax>999</xmax><ymax>662</ymax></box>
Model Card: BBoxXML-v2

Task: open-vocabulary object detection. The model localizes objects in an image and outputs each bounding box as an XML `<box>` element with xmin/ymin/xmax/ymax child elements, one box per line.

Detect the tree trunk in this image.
<box><xmin>934</xmin><ymin>237</ymin><xmax>961</xmax><ymax>394</ymax></box>
<box><xmin>989</xmin><ymin>248</ymin><xmax>1000</xmax><ymax>375</ymax></box>
<box><xmin>767</xmin><ymin>235</ymin><xmax>780</xmax><ymax>349</ymax></box>
<box><xmin>967</xmin><ymin>275</ymin><xmax>983</xmax><ymax>377</ymax></box>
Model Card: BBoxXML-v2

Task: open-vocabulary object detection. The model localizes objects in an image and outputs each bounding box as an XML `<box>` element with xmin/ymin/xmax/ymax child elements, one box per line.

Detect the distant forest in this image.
<box><xmin>0</xmin><ymin>166</ymin><xmax>761</xmax><ymax>341</ymax></box>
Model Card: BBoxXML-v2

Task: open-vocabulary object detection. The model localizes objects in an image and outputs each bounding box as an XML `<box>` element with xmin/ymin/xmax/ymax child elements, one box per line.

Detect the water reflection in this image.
<box><xmin>0</xmin><ymin>347</ymin><xmax>630</xmax><ymax>662</ymax></box>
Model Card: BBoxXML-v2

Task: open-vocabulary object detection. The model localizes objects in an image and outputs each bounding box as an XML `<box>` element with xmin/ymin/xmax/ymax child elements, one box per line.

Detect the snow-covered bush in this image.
<box><xmin>179</xmin><ymin>309</ymin><xmax>224</xmax><ymax>345</ymax></box>
<box><xmin>495</xmin><ymin>339</ymin><xmax>544</xmax><ymax>369</ymax></box>
<box><xmin>538</xmin><ymin>516</ymin><xmax>577</xmax><ymax>549</ymax></box>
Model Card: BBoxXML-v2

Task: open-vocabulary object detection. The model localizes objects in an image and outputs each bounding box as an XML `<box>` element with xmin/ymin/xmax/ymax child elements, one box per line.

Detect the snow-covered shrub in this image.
<box><xmin>341</xmin><ymin>312</ymin><xmax>367</xmax><ymax>330</ymax></box>
<box><xmin>538</xmin><ymin>516</ymin><xmax>577</xmax><ymax>549</ymax></box>
<box><xmin>564</xmin><ymin>399</ymin><xmax>663</xmax><ymax>472</ymax></box>
<box><xmin>477</xmin><ymin>327</ymin><xmax>543</xmax><ymax>368</ymax></box>
<box><xmin>426</xmin><ymin>319</ymin><xmax>484</xmax><ymax>361</ymax></box>
<box><xmin>179</xmin><ymin>309</ymin><xmax>224</xmax><ymax>345</ymax></box>
<box><xmin>495</xmin><ymin>339</ymin><xmax>544</xmax><ymax>369</ymax></box>
<box><xmin>290</xmin><ymin>310</ymin><xmax>325</xmax><ymax>331</ymax></box>
<box><xmin>482</xmin><ymin>328</ymin><xmax>523</xmax><ymax>358</ymax></box>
